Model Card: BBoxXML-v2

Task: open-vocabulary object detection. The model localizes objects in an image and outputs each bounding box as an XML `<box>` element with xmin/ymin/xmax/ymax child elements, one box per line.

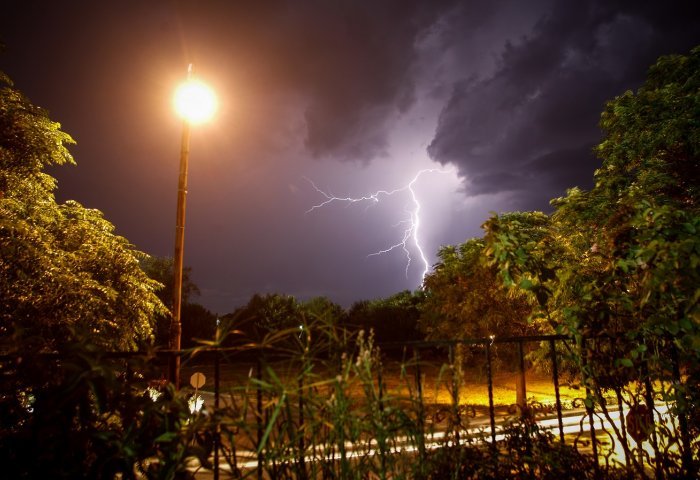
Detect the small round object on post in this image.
<box><xmin>190</xmin><ymin>372</ymin><xmax>206</xmax><ymax>390</ymax></box>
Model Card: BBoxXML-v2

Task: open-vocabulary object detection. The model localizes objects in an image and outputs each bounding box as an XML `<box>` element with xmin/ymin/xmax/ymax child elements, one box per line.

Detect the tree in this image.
<box><xmin>484</xmin><ymin>47</ymin><xmax>700</xmax><ymax>342</ymax></box>
<box><xmin>0</xmin><ymin>340</ymin><xmax>210</xmax><ymax>478</ymax></box>
<box><xmin>483</xmin><ymin>47</ymin><xmax>700</xmax><ymax>476</ymax></box>
<box><xmin>347</xmin><ymin>290</ymin><xmax>424</xmax><ymax>343</ymax></box>
<box><xmin>420</xmin><ymin>237</ymin><xmax>538</xmax><ymax>341</ymax></box>
<box><xmin>0</xmin><ymin>72</ymin><xmax>165</xmax><ymax>351</ymax></box>
<box><xmin>225</xmin><ymin>293</ymin><xmax>305</xmax><ymax>341</ymax></box>
<box><xmin>301</xmin><ymin>296</ymin><xmax>346</xmax><ymax>325</ymax></box>
<box><xmin>139</xmin><ymin>255</ymin><xmax>205</xmax><ymax>347</ymax></box>
<box><xmin>139</xmin><ymin>256</ymin><xmax>200</xmax><ymax>307</ymax></box>
<box><xmin>181</xmin><ymin>302</ymin><xmax>217</xmax><ymax>349</ymax></box>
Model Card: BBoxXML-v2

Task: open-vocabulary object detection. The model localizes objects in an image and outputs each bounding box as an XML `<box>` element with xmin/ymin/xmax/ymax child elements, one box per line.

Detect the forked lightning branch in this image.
<box><xmin>305</xmin><ymin>169</ymin><xmax>447</xmax><ymax>283</ymax></box>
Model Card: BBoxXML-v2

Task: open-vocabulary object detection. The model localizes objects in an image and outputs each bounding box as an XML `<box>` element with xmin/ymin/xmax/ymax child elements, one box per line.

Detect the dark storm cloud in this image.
<box><xmin>172</xmin><ymin>0</ymin><xmax>459</xmax><ymax>162</ymax></box>
<box><xmin>2</xmin><ymin>0</ymin><xmax>457</xmax><ymax>160</ymax></box>
<box><xmin>283</xmin><ymin>0</ymin><xmax>457</xmax><ymax>161</ymax></box>
<box><xmin>428</xmin><ymin>0</ymin><xmax>700</xmax><ymax>210</ymax></box>
<box><xmin>2</xmin><ymin>0</ymin><xmax>699</xmax><ymax>312</ymax></box>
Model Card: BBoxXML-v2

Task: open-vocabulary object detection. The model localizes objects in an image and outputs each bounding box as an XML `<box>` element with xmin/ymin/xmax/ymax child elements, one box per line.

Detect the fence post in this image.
<box><xmin>516</xmin><ymin>340</ymin><xmax>527</xmax><ymax>415</ymax></box>
<box><xmin>485</xmin><ymin>341</ymin><xmax>497</xmax><ymax>445</ymax></box>
<box><xmin>256</xmin><ymin>356</ymin><xmax>263</xmax><ymax>480</ymax></box>
<box><xmin>448</xmin><ymin>343</ymin><xmax>461</xmax><ymax>445</ymax></box>
<box><xmin>640</xmin><ymin>360</ymin><xmax>662</xmax><ymax>479</ymax></box>
<box><xmin>413</xmin><ymin>347</ymin><xmax>426</xmax><ymax>467</ymax></box>
<box><xmin>670</xmin><ymin>344</ymin><xmax>695</xmax><ymax>479</ymax></box>
<box><xmin>614</xmin><ymin>386</ymin><xmax>632</xmax><ymax>470</ymax></box>
<box><xmin>605</xmin><ymin>336</ymin><xmax>632</xmax><ymax>471</ymax></box>
<box><xmin>214</xmin><ymin>350</ymin><xmax>220</xmax><ymax>480</ymax></box>
<box><xmin>377</xmin><ymin>360</ymin><xmax>387</xmax><ymax>476</ymax></box>
<box><xmin>378</xmin><ymin>360</ymin><xmax>385</xmax><ymax>413</ymax></box>
<box><xmin>549</xmin><ymin>338</ymin><xmax>565</xmax><ymax>443</ymax></box>
<box><xmin>298</xmin><ymin>370</ymin><xmax>306</xmax><ymax>479</ymax></box>
<box><xmin>580</xmin><ymin>336</ymin><xmax>600</xmax><ymax>477</ymax></box>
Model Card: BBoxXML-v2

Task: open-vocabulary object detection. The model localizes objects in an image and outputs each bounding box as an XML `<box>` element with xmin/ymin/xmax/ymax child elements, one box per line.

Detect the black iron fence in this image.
<box><xmin>2</xmin><ymin>333</ymin><xmax>697</xmax><ymax>479</ymax></box>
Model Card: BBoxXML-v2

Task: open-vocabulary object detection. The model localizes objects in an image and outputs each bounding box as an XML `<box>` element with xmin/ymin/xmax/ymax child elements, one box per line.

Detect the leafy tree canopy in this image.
<box><xmin>347</xmin><ymin>290</ymin><xmax>424</xmax><ymax>343</ymax></box>
<box><xmin>481</xmin><ymin>46</ymin><xmax>700</xmax><ymax>420</ymax></box>
<box><xmin>0</xmin><ymin>73</ymin><xmax>166</xmax><ymax>351</ymax></box>
<box><xmin>225</xmin><ymin>293</ymin><xmax>304</xmax><ymax>341</ymax></box>
<box><xmin>484</xmin><ymin>47</ymin><xmax>700</xmax><ymax>346</ymax></box>
<box><xmin>180</xmin><ymin>302</ymin><xmax>217</xmax><ymax>348</ymax></box>
<box><xmin>301</xmin><ymin>296</ymin><xmax>346</xmax><ymax>325</ymax></box>
<box><xmin>139</xmin><ymin>255</ymin><xmax>207</xmax><ymax>347</ymax></box>
<box><xmin>139</xmin><ymin>256</ymin><xmax>200</xmax><ymax>307</ymax></box>
<box><xmin>420</xmin><ymin>237</ymin><xmax>538</xmax><ymax>340</ymax></box>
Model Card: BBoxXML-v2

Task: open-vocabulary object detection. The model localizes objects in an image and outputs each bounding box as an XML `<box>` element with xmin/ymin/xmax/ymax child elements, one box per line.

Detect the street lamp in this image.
<box><xmin>170</xmin><ymin>64</ymin><xmax>217</xmax><ymax>387</ymax></box>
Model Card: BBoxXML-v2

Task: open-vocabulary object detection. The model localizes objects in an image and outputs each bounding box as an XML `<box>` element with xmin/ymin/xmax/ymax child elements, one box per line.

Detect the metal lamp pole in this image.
<box><xmin>170</xmin><ymin>65</ymin><xmax>193</xmax><ymax>389</ymax></box>
<box><xmin>168</xmin><ymin>64</ymin><xmax>216</xmax><ymax>388</ymax></box>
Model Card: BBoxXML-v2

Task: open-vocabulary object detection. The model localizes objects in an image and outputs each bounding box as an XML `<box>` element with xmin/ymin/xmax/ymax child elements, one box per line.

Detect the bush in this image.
<box><xmin>0</xmin><ymin>340</ymin><xmax>210</xmax><ymax>479</ymax></box>
<box><xmin>426</xmin><ymin>417</ymin><xmax>627</xmax><ymax>480</ymax></box>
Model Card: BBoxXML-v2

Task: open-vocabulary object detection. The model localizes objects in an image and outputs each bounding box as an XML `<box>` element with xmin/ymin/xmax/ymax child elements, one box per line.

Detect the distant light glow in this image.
<box><xmin>174</xmin><ymin>80</ymin><xmax>217</xmax><ymax>124</ymax></box>
<box><xmin>306</xmin><ymin>169</ymin><xmax>447</xmax><ymax>283</ymax></box>
<box><xmin>146</xmin><ymin>386</ymin><xmax>162</xmax><ymax>402</ymax></box>
<box><xmin>188</xmin><ymin>394</ymin><xmax>205</xmax><ymax>413</ymax></box>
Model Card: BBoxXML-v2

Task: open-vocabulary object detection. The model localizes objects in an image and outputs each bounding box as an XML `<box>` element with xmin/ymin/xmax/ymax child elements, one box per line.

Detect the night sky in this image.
<box><xmin>1</xmin><ymin>1</ymin><xmax>699</xmax><ymax>314</ymax></box>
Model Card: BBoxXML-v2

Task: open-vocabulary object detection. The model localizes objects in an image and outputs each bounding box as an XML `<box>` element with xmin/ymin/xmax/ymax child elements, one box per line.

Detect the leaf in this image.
<box><xmin>679</xmin><ymin>317</ymin><xmax>693</xmax><ymax>331</ymax></box>
<box><xmin>154</xmin><ymin>431</ymin><xmax>179</xmax><ymax>443</ymax></box>
<box><xmin>619</xmin><ymin>358</ymin><xmax>634</xmax><ymax>368</ymax></box>
<box><xmin>257</xmin><ymin>392</ymin><xmax>286</xmax><ymax>454</ymax></box>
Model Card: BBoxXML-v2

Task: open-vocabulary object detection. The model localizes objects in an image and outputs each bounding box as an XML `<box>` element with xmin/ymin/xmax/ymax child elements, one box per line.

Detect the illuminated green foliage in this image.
<box><xmin>420</xmin><ymin>238</ymin><xmax>538</xmax><ymax>340</ymax></box>
<box><xmin>0</xmin><ymin>73</ymin><xmax>166</xmax><ymax>351</ymax></box>
<box><xmin>482</xmin><ymin>47</ymin><xmax>700</xmax><ymax>474</ymax></box>
<box><xmin>483</xmin><ymin>47</ymin><xmax>700</xmax><ymax>344</ymax></box>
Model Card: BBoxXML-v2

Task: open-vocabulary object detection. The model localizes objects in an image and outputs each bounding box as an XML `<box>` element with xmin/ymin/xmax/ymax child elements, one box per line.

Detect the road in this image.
<box><xmin>188</xmin><ymin>392</ymin><xmax>671</xmax><ymax>477</ymax></box>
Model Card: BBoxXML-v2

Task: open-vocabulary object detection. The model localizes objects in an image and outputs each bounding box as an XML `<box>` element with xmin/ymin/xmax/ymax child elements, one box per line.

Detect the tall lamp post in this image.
<box><xmin>170</xmin><ymin>64</ymin><xmax>217</xmax><ymax>387</ymax></box>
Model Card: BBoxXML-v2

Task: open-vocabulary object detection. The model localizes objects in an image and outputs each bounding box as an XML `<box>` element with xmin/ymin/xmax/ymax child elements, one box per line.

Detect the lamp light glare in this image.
<box><xmin>174</xmin><ymin>80</ymin><xmax>217</xmax><ymax>124</ymax></box>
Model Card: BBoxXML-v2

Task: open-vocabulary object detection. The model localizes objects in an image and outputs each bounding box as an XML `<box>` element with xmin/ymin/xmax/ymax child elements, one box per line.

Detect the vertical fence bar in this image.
<box><xmin>580</xmin><ymin>336</ymin><xmax>599</xmax><ymax>476</ymax></box>
<box><xmin>549</xmin><ymin>338</ymin><xmax>565</xmax><ymax>443</ymax></box>
<box><xmin>256</xmin><ymin>356</ymin><xmax>263</xmax><ymax>480</ymax></box>
<box><xmin>413</xmin><ymin>347</ymin><xmax>426</xmax><ymax>467</ymax></box>
<box><xmin>641</xmin><ymin>360</ymin><xmax>661</xmax><ymax>479</ymax></box>
<box><xmin>298</xmin><ymin>371</ymin><xmax>306</xmax><ymax>479</ymax></box>
<box><xmin>337</xmin><ymin>355</ymin><xmax>349</xmax><ymax>480</ymax></box>
<box><xmin>168</xmin><ymin>351</ymin><xmax>176</xmax><ymax>388</ymax></box>
<box><xmin>615</xmin><ymin>387</ymin><xmax>632</xmax><ymax>470</ymax></box>
<box><xmin>378</xmin><ymin>361</ymin><xmax>385</xmax><ymax>413</ymax></box>
<box><xmin>607</xmin><ymin>336</ymin><xmax>631</xmax><ymax>471</ymax></box>
<box><xmin>125</xmin><ymin>357</ymin><xmax>132</xmax><ymax>385</ymax></box>
<box><xmin>670</xmin><ymin>344</ymin><xmax>694</xmax><ymax>479</ymax></box>
<box><xmin>485</xmin><ymin>341</ymin><xmax>496</xmax><ymax>445</ymax></box>
<box><xmin>518</xmin><ymin>339</ymin><xmax>533</xmax><ymax>478</ymax></box>
<box><xmin>214</xmin><ymin>350</ymin><xmax>220</xmax><ymax>480</ymax></box>
<box><xmin>517</xmin><ymin>340</ymin><xmax>527</xmax><ymax>415</ymax></box>
<box><xmin>377</xmin><ymin>360</ymin><xmax>387</xmax><ymax>476</ymax></box>
<box><xmin>448</xmin><ymin>343</ymin><xmax>461</xmax><ymax>445</ymax></box>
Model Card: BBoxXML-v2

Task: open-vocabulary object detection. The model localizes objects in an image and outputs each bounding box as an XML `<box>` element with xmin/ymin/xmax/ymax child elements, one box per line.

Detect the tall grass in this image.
<box><xmin>186</xmin><ymin>315</ymin><xmax>625</xmax><ymax>479</ymax></box>
<box><xmin>3</xmin><ymin>317</ymin><xmax>692</xmax><ymax>478</ymax></box>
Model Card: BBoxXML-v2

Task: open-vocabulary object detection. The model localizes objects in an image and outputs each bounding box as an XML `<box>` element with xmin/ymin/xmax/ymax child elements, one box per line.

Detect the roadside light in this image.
<box><xmin>174</xmin><ymin>78</ymin><xmax>217</xmax><ymax>124</ymax></box>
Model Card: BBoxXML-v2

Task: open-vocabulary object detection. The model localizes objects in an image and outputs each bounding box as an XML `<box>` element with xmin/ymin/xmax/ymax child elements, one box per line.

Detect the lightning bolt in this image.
<box><xmin>305</xmin><ymin>169</ymin><xmax>446</xmax><ymax>283</ymax></box>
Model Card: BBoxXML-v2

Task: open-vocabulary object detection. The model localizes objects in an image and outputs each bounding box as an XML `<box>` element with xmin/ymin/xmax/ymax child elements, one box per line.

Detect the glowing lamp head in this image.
<box><xmin>174</xmin><ymin>79</ymin><xmax>217</xmax><ymax>124</ymax></box>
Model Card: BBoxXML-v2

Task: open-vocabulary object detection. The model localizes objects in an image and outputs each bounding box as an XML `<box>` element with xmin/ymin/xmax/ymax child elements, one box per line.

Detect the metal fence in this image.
<box><xmin>164</xmin><ymin>334</ymin><xmax>695</xmax><ymax>479</ymax></box>
<box><xmin>2</xmin><ymin>334</ymin><xmax>696</xmax><ymax>478</ymax></box>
